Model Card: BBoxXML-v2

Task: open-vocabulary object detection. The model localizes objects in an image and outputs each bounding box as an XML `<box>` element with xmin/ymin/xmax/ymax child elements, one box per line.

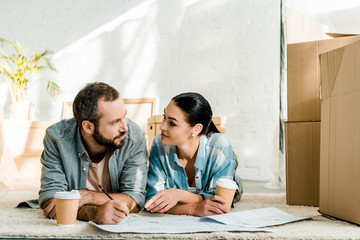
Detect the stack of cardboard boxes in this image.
<box><xmin>3</xmin><ymin>120</ymin><xmax>54</xmax><ymax>179</ymax></box>
<box><xmin>286</xmin><ymin>32</ymin><xmax>360</xmax><ymax>225</ymax></box>
<box><xmin>319</xmin><ymin>39</ymin><xmax>360</xmax><ymax>224</ymax></box>
<box><xmin>285</xmin><ymin>9</ymin><xmax>360</xmax><ymax>225</ymax></box>
<box><xmin>285</xmin><ymin>35</ymin><xmax>360</xmax><ymax>207</ymax></box>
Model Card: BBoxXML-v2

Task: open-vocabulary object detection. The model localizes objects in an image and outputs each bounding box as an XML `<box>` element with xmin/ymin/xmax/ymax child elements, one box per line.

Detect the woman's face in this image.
<box><xmin>160</xmin><ymin>100</ymin><xmax>194</xmax><ymax>146</ymax></box>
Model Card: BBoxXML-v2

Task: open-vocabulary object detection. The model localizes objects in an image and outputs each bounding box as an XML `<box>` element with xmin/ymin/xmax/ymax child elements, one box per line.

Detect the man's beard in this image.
<box><xmin>93</xmin><ymin>125</ymin><xmax>126</xmax><ymax>149</ymax></box>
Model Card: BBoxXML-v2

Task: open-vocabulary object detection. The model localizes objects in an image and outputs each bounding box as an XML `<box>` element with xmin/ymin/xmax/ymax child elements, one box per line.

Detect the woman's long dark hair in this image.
<box><xmin>172</xmin><ymin>92</ymin><xmax>219</xmax><ymax>137</ymax></box>
<box><xmin>172</xmin><ymin>92</ymin><xmax>239</xmax><ymax>170</ymax></box>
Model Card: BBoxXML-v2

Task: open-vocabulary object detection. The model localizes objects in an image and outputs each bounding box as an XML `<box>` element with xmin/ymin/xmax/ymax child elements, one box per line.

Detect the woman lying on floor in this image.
<box><xmin>145</xmin><ymin>92</ymin><xmax>243</xmax><ymax>216</ymax></box>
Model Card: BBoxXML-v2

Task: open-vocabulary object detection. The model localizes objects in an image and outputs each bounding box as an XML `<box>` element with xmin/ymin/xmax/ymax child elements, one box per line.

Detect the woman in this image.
<box><xmin>145</xmin><ymin>92</ymin><xmax>243</xmax><ymax>217</ymax></box>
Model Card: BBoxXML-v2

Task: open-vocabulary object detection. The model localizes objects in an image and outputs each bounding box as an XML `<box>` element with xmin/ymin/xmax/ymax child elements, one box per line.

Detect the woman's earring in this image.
<box><xmin>192</xmin><ymin>133</ymin><xmax>196</xmax><ymax>137</ymax></box>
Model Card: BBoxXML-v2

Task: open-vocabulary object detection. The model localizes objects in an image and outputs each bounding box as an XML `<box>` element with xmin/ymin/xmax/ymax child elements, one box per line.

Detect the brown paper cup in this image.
<box><xmin>55</xmin><ymin>190</ymin><xmax>80</xmax><ymax>226</ymax></box>
<box><xmin>215</xmin><ymin>179</ymin><xmax>238</xmax><ymax>210</ymax></box>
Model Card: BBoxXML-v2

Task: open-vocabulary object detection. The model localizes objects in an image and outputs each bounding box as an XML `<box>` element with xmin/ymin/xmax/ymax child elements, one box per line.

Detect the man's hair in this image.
<box><xmin>72</xmin><ymin>82</ymin><xmax>119</xmax><ymax>127</ymax></box>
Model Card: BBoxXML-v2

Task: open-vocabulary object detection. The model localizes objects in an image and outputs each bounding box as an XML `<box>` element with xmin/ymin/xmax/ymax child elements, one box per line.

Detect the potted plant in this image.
<box><xmin>0</xmin><ymin>38</ymin><xmax>59</xmax><ymax>120</ymax></box>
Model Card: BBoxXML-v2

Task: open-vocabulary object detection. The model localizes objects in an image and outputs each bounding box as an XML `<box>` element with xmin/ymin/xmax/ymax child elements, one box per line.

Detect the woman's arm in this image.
<box><xmin>144</xmin><ymin>189</ymin><xmax>203</xmax><ymax>213</ymax></box>
<box><xmin>199</xmin><ymin>134</ymin><xmax>238</xmax><ymax>198</ymax></box>
<box><xmin>145</xmin><ymin>138</ymin><xmax>167</xmax><ymax>202</ymax></box>
<box><xmin>145</xmin><ymin>190</ymin><xmax>229</xmax><ymax>216</ymax></box>
<box><xmin>165</xmin><ymin>195</ymin><xmax>228</xmax><ymax>216</ymax></box>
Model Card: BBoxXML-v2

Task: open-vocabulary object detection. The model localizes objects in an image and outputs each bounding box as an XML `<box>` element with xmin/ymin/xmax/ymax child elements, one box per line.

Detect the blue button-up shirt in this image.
<box><xmin>39</xmin><ymin>118</ymin><xmax>148</xmax><ymax>208</ymax></box>
<box><xmin>146</xmin><ymin>133</ymin><xmax>242</xmax><ymax>202</ymax></box>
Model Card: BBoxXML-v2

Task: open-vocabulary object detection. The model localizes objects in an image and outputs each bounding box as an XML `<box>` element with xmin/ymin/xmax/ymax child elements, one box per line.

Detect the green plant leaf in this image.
<box><xmin>0</xmin><ymin>38</ymin><xmax>58</xmax><ymax>101</ymax></box>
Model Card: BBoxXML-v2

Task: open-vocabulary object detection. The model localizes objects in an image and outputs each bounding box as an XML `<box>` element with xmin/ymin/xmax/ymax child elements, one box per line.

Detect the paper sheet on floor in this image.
<box><xmin>89</xmin><ymin>207</ymin><xmax>310</xmax><ymax>234</ymax></box>
<box><xmin>89</xmin><ymin>215</ymin><xmax>269</xmax><ymax>233</ymax></box>
<box><xmin>202</xmin><ymin>207</ymin><xmax>310</xmax><ymax>228</ymax></box>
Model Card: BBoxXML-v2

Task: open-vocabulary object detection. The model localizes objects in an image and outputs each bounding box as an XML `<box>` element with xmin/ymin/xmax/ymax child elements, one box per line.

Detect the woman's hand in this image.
<box><xmin>144</xmin><ymin>189</ymin><xmax>181</xmax><ymax>213</ymax></box>
<box><xmin>193</xmin><ymin>195</ymin><xmax>229</xmax><ymax>217</ymax></box>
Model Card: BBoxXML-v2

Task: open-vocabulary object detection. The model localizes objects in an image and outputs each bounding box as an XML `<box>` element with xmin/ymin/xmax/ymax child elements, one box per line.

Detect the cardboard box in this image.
<box><xmin>147</xmin><ymin>115</ymin><xmax>164</xmax><ymax>150</ymax></box>
<box><xmin>4</xmin><ymin>120</ymin><xmax>54</xmax><ymax>178</ymax></box>
<box><xmin>319</xmin><ymin>40</ymin><xmax>360</xmax><ymax>224</ymax></box>
<box><xmin>212</xmin><ymin>116</ymin><xmax>227</xmax><ymax>134</ymax></box>
<box><xmin>285</xmin><ymin>121</ymin><xmax>320</xmax><ymax>206</ymax></box>
<box><xmin>287</xmin><ymin>34</ymin><xmax>360</xmax><ymax>122</ymax></box>
<box><xmin>147</xmin><ymin>116</ymin><xmax>227</xmax><ymax>150</ymax></box>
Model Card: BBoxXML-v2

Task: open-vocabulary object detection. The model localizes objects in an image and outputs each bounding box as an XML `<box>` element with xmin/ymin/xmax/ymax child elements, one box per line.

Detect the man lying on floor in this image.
<box><xmin>39</xmin><ymin>82</ymin><xmax>148</xmax><ymax>224</ymax></box>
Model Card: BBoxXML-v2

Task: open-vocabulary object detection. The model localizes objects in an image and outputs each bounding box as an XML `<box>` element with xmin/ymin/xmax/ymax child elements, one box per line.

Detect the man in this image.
<box><xmin>39</xmin><ymin>82</ymin><xmax>148</xmax><ymax>224</ymax></box>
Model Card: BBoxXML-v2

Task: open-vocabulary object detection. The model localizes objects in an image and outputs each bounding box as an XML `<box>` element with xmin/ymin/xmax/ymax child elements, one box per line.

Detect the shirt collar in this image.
<box><xmin>76</xmin><ymin>127</ymin><xmax>88</xmax><ymax>159</ymax></box>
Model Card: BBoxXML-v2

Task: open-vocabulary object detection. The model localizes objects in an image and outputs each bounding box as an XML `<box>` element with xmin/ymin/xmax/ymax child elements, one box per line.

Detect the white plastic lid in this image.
<box><xmin>54</xmin><ymin>190</ymin><xmax>81</xmax><ymax>199</ymax></box>
<box><xmin>216</xmin><ymin>179</ymin><xmax>238</xmax><ymax>189</ymax></box>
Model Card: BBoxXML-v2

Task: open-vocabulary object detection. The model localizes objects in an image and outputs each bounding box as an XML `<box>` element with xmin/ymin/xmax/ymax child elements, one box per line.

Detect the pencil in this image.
<box><xmin>98</xmin><ymin>184</ymin><xmax>113</xmax><ymax>200</ymax></box>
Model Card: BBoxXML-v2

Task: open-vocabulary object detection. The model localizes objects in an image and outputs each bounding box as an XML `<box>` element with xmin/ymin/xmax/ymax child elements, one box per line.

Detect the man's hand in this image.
<box><xmin>193</xmin><ymin>195</ymin><xmax>229</xmax><ymax>217</ymax></box>
<box><xmin>93</xmin><ymin>199</ymin><xmax>130</xmax><ymax>225</ymax></box>
<box><xmin>77</xmin><ymin>189</ymin><xmax>139</xmax><ymax>213</ymax></box>
<box><xmin>42</xmin><ymin>198</ymin><xmax>57</xmax><ymax>219</ymax></box>
<box><xmin>144</xmin><ymin>189</ymin><xmax>180</xmax><ymax>213</ymax></box>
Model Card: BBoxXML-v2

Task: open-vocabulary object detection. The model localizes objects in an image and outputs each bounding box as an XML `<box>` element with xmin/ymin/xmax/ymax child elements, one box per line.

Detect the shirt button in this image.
<box><xmin>196</xmin><ymin>176</ymin><xmax>199</xmax><ymax>179</ymax></box>
<box><xmin>83</xmin><ymin>168</ymin><xmax>86</xmax><ymax>172</ymax></box>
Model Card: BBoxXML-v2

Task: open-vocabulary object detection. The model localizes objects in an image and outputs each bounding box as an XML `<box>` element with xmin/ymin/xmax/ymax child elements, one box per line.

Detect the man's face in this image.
<box><xmin>92</xmin><ymin>97</ymin><xmax>128</xmax><ymax>149</ymax></box>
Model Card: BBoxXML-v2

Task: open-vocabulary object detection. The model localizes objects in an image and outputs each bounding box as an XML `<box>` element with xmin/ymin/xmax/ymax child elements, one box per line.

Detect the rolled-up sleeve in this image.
<box><xmin>117</xmin><ymin>132</ymin><xmax>148</xmax><ymax>209</ymax></box>
<box><xmin>199</xmin><ymin>139</ymin><xmax>236</xmax><ymax>199</ymax></box>
<box><xmin>145</xmin><ymin>143</ymin><xmax>167</xmax><ymax>202</ymax></box>
<box><xmin>38</xmin><ymin>130</ymin><xmax>68</xmax><ymax>207</ymax></box>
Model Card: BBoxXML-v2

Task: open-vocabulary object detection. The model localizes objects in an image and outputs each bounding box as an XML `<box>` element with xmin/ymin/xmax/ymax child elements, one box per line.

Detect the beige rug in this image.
<box><xmin>0</xmin><ymin>189</ymin><xmax>359</xmax><ymax>239</ymax></box>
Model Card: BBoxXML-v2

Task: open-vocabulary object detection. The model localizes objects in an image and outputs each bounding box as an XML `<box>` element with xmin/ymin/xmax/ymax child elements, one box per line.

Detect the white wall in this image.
<box><xmin>286</xmin><ymin>0</ymin><xmax>360</xmax><ymax>34</ymax></box>
<box><xmin>0</xmin><ymin>0</ymin><xmax>281</xmax><ymax>182</ymax></box>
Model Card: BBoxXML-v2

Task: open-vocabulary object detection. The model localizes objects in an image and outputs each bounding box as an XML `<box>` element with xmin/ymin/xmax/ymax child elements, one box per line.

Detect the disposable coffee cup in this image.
<box><xmin>54</xmin><ymin>190</ymin><xmax>81</xmax><ymax>227</ymax></box>
<box><xmin>215</xmin><ymin>179</ymin><xmax>238</xmax><ymax>210</ymax></box>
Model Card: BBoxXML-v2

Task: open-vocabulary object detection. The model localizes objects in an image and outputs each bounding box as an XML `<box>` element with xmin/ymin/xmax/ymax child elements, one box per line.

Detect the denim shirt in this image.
<box><xmin>146</xmin><ymin>133</ymin><xmax>242</xmax><ymax>202</ymax></box>
<box><xmin>39</xmin><ymin>118</ymin><xmax>148</xmax><ymax>208</ymax></box>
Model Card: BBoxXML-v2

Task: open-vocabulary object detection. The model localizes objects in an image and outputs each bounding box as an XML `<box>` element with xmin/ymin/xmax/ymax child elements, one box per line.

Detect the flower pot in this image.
<box><xmin>9</xmin><ymin>101</ymin><xmax>31</xmax><ymax>120</ymax></box>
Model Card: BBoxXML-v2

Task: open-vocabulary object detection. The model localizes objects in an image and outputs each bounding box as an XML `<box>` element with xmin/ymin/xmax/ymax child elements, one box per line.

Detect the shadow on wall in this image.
<box><xmin>32</xmin><ymin>0</ymin><xmax>168</xmax><ymax>120</ymax></box>
<box><xmin>1</xmin><ymin>0</ymin><xmax>281</xmax><ymax>182</ymax></box>
<box><xmin>34</xmin><ymin>0</ymin><xmax>244</xmax><ymax>121</ymax></box>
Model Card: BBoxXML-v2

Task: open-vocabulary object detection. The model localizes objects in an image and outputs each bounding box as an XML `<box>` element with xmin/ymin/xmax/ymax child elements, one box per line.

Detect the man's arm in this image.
<box><xmin>77</xmin><ymin>190</ymin><xmax>136</xmax><ymax>224</ymax></box>
<box><xmin>41</xmin><ymin>190</ymin><xmax>137</xmax><ymax>223</ymax></box>
<box><xmin>77</xmin><ymin>198</ymin><xmax>129</xmax><ymax>224</ymax></box>
<box><xmin>78</xmin><ymin>190</ymin><xmax>139</xmax><ymax>212</ymax></box>
<box><xmin>41</xmin><ymin>198</ymin><xmax>57</xmax><ymax>219</ymax></box>
<box><xmin>39</xmin><ymin>129</ymin><xmax>70</xmax><ymax>208</ymax></box>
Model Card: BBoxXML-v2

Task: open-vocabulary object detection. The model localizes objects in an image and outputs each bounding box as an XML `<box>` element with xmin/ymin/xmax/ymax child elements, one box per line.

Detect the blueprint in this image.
<box><xmin>203</xmin><ymin>207</ymin><xmax>310</xmax><ymax>228</ymax></box>
<box><xmin>90</xmin><ymin>216</ymin><xmax>268</xmax><ymax>233</ymax></box>
<box><xmin>89</xmin><ymin>207</ymin><xmax>309</xmax><ymax>234</ymax></box>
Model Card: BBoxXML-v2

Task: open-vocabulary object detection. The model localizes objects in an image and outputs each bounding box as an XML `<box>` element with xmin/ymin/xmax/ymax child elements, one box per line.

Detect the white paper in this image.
<box><xmin>202</xmin><ymin>207</ymin><xmax>310</xmax><ymax>228</ymax></box>
<box><xmin>89</xmin><ymin>215</ymin><xmax>269</xmax><ymax>233</ymax></box>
